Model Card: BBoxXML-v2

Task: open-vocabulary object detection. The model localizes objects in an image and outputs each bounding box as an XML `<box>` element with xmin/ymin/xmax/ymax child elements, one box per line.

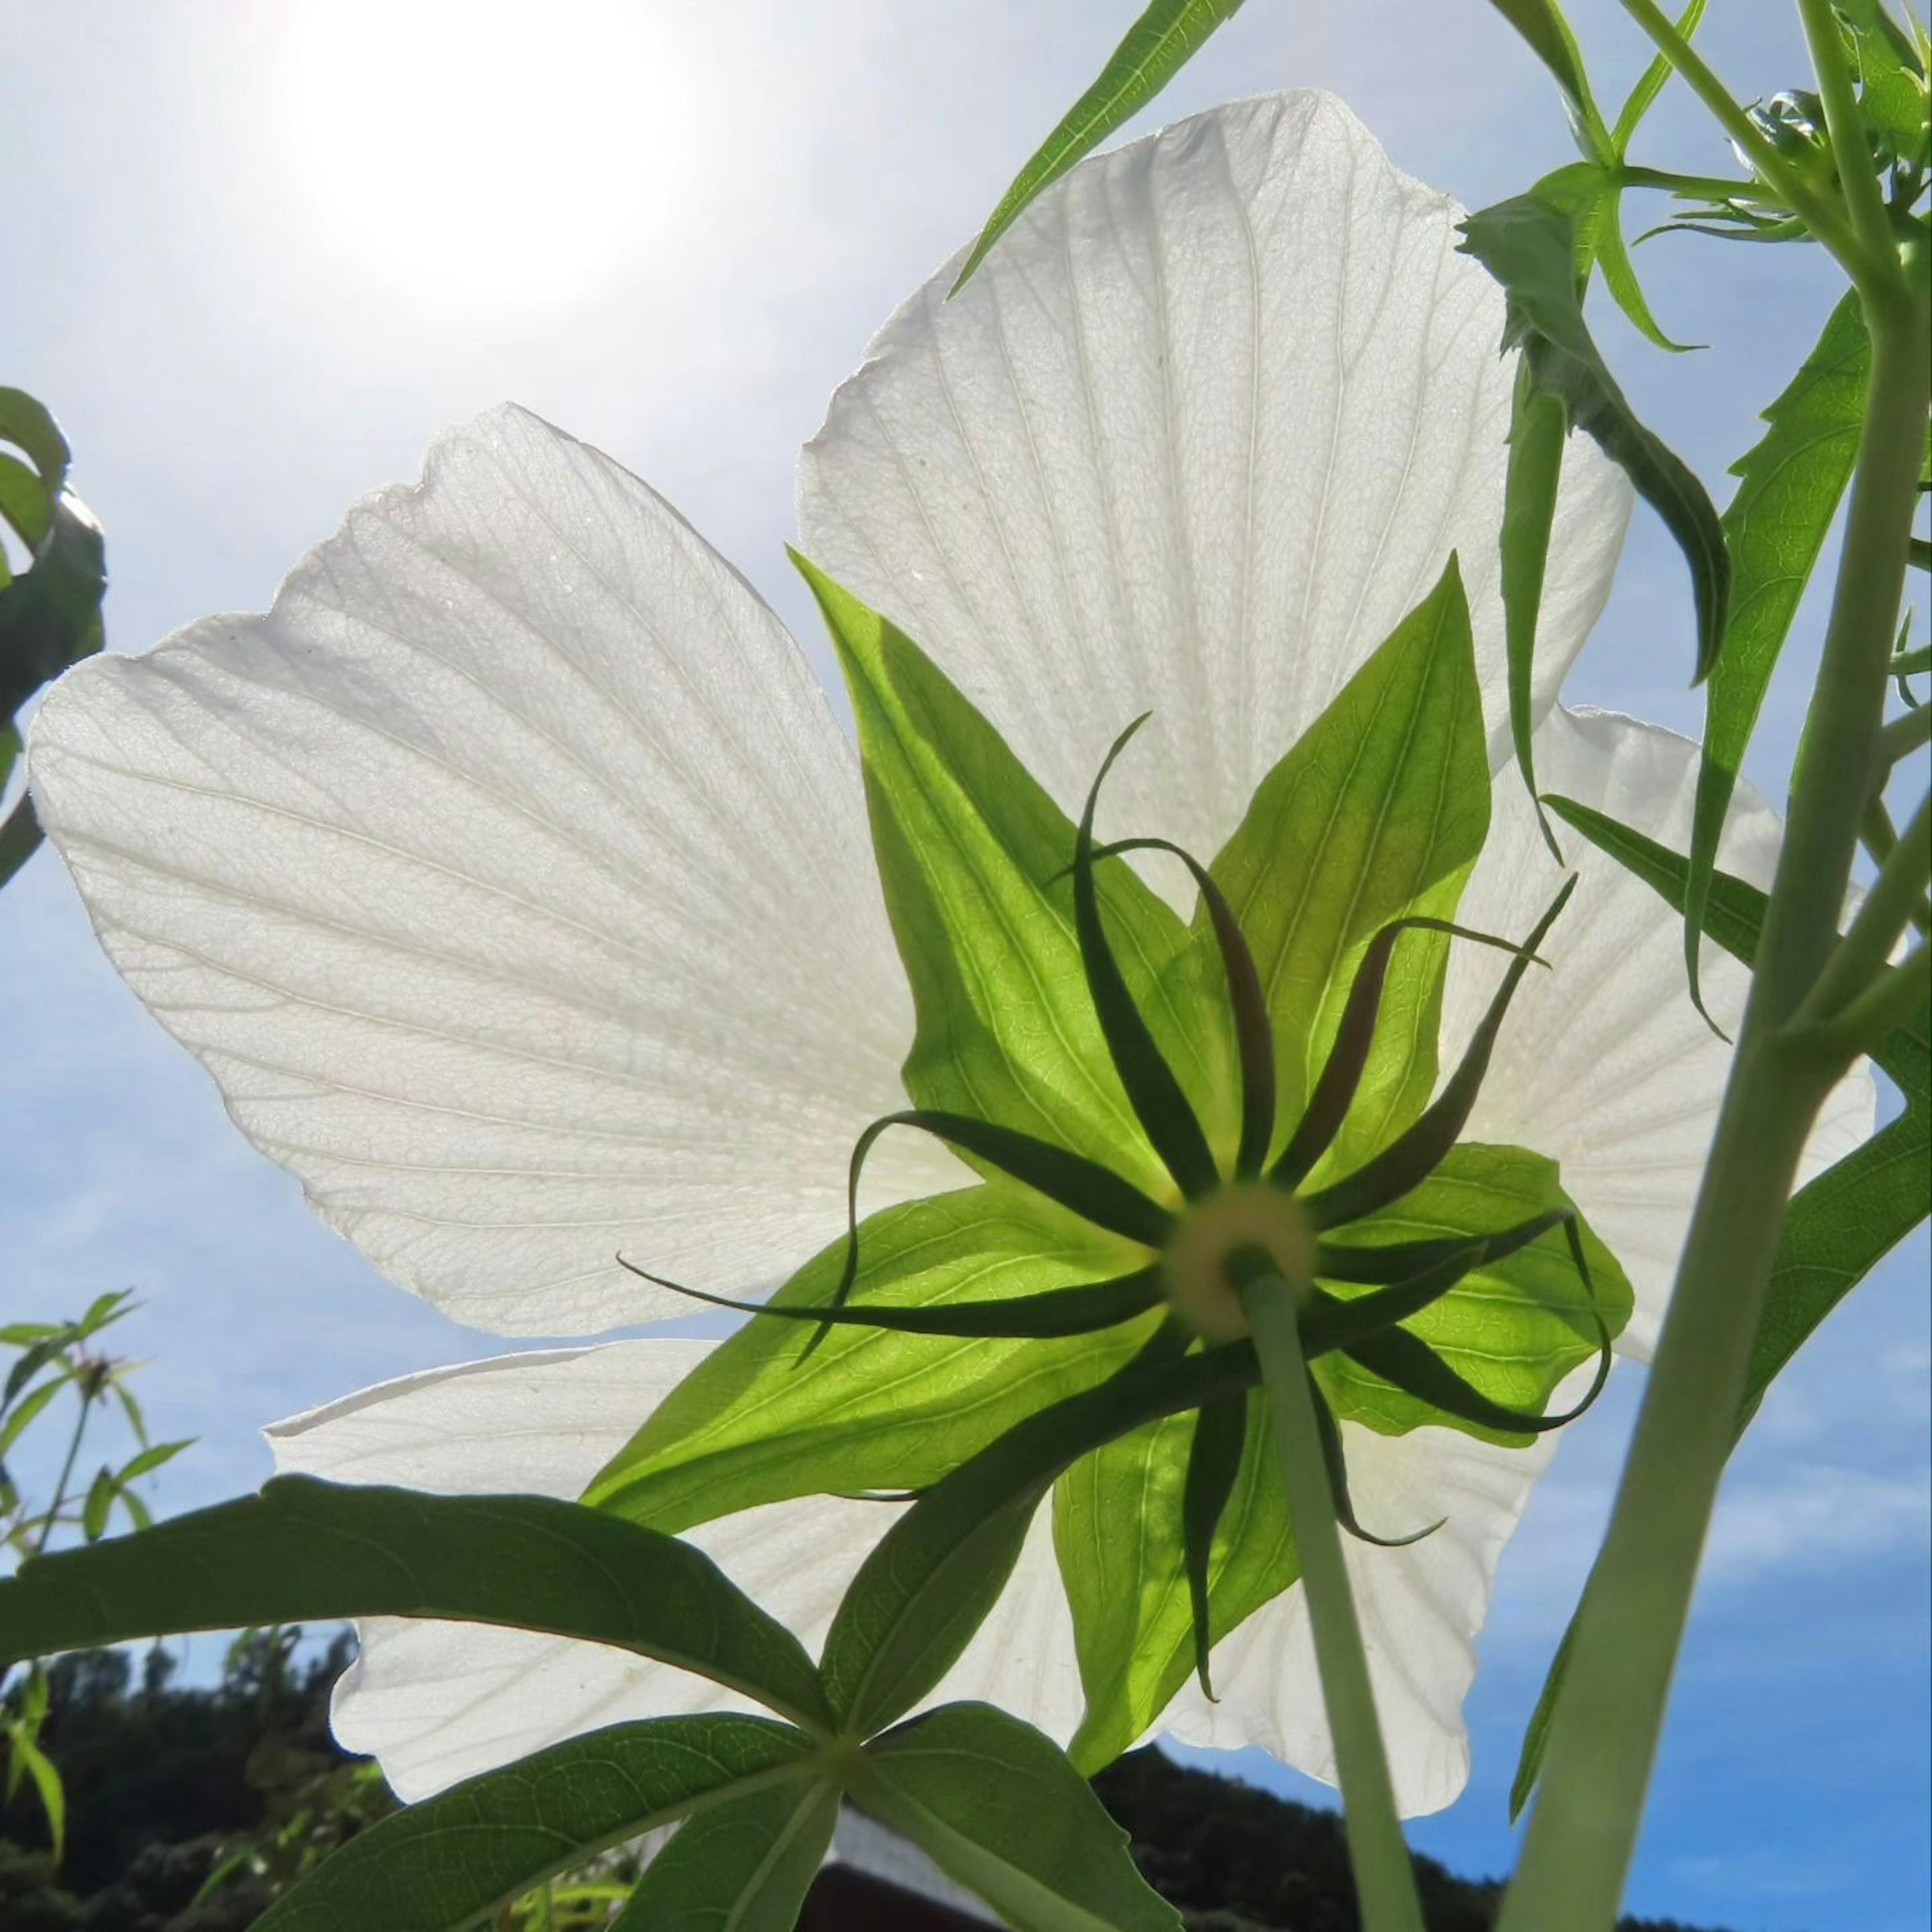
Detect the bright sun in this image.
<box><xmin>278</xmin><ymin>0</ymin><xmax>678</xmax><ymax>310</ymax></box>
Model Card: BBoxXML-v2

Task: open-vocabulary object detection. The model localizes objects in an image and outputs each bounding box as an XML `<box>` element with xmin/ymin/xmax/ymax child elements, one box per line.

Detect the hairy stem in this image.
<box><xmin>1237</xmin><ymin>1253</ymin><xmax>1423</xmax><ymax>1932</ymax></box>
<box><xmin>1499</xmin><ymin>239</ymin><xmax>1930</xmax><ymax>1930</ymax></box>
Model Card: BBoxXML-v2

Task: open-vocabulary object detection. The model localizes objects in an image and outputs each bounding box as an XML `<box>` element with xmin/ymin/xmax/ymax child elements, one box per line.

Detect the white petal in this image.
<box><xmin>268</xmin><ymin>1341</ymin><xmax>1086</xmax><ymax>1799</ymax></box>
<box><xmin>31</xmin><ymin>407</ymin><xmax>951</xmax><ymax>1335</ymax></box>
<box><xmin>1163</xmin><ymin>1416</ymin><xmax>1557</xmax><ymax>1817</ymax></box>
<box><xmin>1448</xmin><ymin>704</ymin><xmax>1876</xmax><ymax>1359</ymax></box>
<box><xmin>799</xmin><ymin>90</ymin><xmax>1630</xmax><ymax>863</ymax></box>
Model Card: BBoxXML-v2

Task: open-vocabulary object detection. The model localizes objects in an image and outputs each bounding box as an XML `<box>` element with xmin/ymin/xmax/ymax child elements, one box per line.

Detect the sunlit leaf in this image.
<box><xmin>585</xmin><ymin>1184</ymin><xmax>1158</xmax><ymax>1534</ymax></box>
<box><xmin>952</xmin><ymin>1</ymin><xmax>1248</xmax><ymax>293</ymax></box>
<box><xmin>254</xmin><ymin>1717</ymin><xmax>818</xmax><ymax>1932</ymax></box>
<box><xmin>1482</xmin><ymin>0</ymin><xmax>1607</xmax><ymax>147</ymax></box>
<box><xmin>797</xmin><ymin>554</ymin><xmax>1228</xmax><ymax>1188</ymax></box>
<box><xmin>1210</xmin><ymin>557</ymin><xmax>1489</xmax><ymax>1171</ymax></box>
<box><xmin>860</xmin><ymin>1703</ymin><xmax>1183</xmax><ymax>1930</ymax></box>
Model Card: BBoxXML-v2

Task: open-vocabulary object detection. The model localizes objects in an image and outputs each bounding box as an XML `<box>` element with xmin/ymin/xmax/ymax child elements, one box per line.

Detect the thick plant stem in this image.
<box><xmin>1499</xmin><ymin>267</ymin><xmax>1929</xmax><ymax>1932</ymax></box>
<box><xmin>1237</xmin><ymin>1254</ymin><xmax>1423</xmax><ymax>1932</ymax></box>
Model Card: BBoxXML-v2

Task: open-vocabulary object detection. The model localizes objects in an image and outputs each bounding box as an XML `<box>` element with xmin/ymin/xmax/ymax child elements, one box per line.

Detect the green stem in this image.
<box><xmin>1803</xmin><ymin>944</ymin><xmax>1929</xmax><ymax>1061</ymax></box>
<box><xmin>1800</xmin><ymin>789</ymin><xmax>1931</xmax><ymax>1027</ymax></box>
<box><xmin>1797</xmin><ymin>0</ymin><xmax>1896</xmax><ymax>269</ymax></box>
<box><xmin>1879</xmin><ymin>704</ymin><xmax>1932</xmax><ymax>767</ymax></box>
<box><xmin>34</xmin><ymin>1393</ymin><xmax>92</xmax><ymax>1561</ymax></box>
<box><xmin>1237</xmin><ymin>1254</ymin><xmax>1423</xmax><ymax>1932</ymax></box>
<box><xmin>1617</xmin><ymin>0</ymin><xmax>1865</xmax><ymax>268</ymax></box>
<box><xmin>1499</xmin><ymin>251</ymin><xmax>1929</xmax><ymax>1932</ymax></box>
<box><xmin>1616</xmin><ymin>164</ymin><xmax>1788</xmax><ymax>205</ymax></box>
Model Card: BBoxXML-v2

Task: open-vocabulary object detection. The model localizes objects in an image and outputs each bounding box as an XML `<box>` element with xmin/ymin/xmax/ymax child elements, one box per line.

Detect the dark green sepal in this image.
<box><xmin>1313</xmin><ymin>1208</ymin><xmax>1574</xmax><ymax>1289</ymax></box>
<box><xmin>1308</xmin><ymin>1379</ymin><xmax>1443</xmax><ymax>1549</ymax></box>
<box><xmin>1179</xmin><ymin>1394</ymin><xmax>1248</xmax><ymax>1700</ymax></box>
<box><xmin>1343</xmin><ymin>1310</ymin><xmax>1610</xmax><ymax>1438</ymax></box>
<box><xmin>1093</xmin><ymin>835</ymin><xmax>1276</xmax><ymax>1180</ymax></box>
<box><xmin>836</xmin><ymin>1111</ymin><xmax>1173</xmax><ymax>1308</ymax></box>
<box><xmin>1271</xmin><ymin>915</ymin><xmax>1553</xmax><ymax>1192</ymax></box>
<box><xmin>620</xmin><ymin>1258</ymin><xmax>1163</xmax><ymax>1341</ymax></box>
<box><xmin>1073</xmin><ymin>721</ymin><xmax>1219</xmax><ymax>1200</ymax></box>
<box><xmin>1304</xmin><ymin>879</ymin><xmax>1576</xmax><ymax>1228</ymax></box>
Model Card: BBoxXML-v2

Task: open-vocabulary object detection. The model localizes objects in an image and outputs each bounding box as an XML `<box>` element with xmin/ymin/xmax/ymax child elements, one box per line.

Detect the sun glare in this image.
<box><xmin>278</xmin><ymin>0</ymin><xmax>677</xmax><ymax>310</ymax></box>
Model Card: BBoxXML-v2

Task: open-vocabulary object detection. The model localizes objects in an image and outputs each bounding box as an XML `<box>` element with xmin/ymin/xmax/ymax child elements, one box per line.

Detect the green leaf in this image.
<box><xmin>1055</xmin><ymin>1388</ymin><xmax>1293</xmax><ymax>1770</ymax></box>
<box><xmin>0</xmin><ymin>455</ymin><xmax>50</xmax><ymax>559</ymax></box>
<box><xmin>0</xmin><ymin>390</ymin><xmax>70</xmax><ymax>501</ymax></box>
<box><xmin>116</xmin><ymin>1438</ymin><xmax>192</xmax><ymax>1483</ymax></box>
<box><xmin>80</xmin><ymin>1468</ymin><xmax>114</xmax><ymax>1543</ymax></box>
<box><xmin>1459</xmin><ymin>167</ymin><xmax>1730</xmax><ymax>679</ymax></box>
<box><xmin>0</xmin><ymin>1476</ymin><xmax>831</xmax><ymax>1729</ymax></box>
<box><xmin>1314</xmin><ymin>1143</ymin><xmax>1631</xmax><ymax>1443</ymax></box>
<box><xmin>1609</xmin><ymin>0</ymin><xmax>1708</xmax><ymax>151</ymax></box>
<box><xmin>585</xmin><ymin>1183</ymin><xmax>1159</xmax><ymax>1534</ymax></box>
<box><xmin>860</xmin><ymin>1703</ymin><xmax>1183</xmax><ymax>1931</ymax></box>
<box><xmin>0</xmin><ymin>494</ymin><xmax>107</xmax><ymax>717</ymax></box>
<box><xmin>1210</xmin><ymin>557</ymin><xmax>1491</xmax><ymax>1172</ymax></box>
<box><xmin>821</xmin><ymin>1344</ymin><xmax>1254</xmax><ymax>1736</ymax></box>
<box><xmin>952</xmin><ymin>1</ymin><xmax>1247</xmax><ymax>293</ymax></box>
<box><xmin>6</xmin><ymin>1727</ymin><xmax>64</xmax><ymax>1863</ymax></box>
<box><xmin>1595</xmin><ymin>196</ymin><xmax>1697</xmax><ymax>354</ymax></box>
<box><xmin>1500</xmin><ymin>364</ymin><xmax>1571</xmax><ymax>854</ymax></box>
<box><xmin>797</xmin><ymin>553</ymin><xmax>1225</xmax><ymax>1189</ymax></box>
<box><xmin>610</xmin><ymin>1776</ymin><xmax>840</xmax><ymax>1931</ymax></box>
<box><xmin>254</xmin><ymin>1716</ymin><xmax>817</xmax><ymax>1932</ymax></box>
<box><xmin>1482</xmin><ymin>0</ymin><xmax>1607</xmax><ymax>146</ymax></box>
<box><xmin>1683</xmin><ymin>292</ymin><xmax>1869</xmax><ymax>1014</ymax></box>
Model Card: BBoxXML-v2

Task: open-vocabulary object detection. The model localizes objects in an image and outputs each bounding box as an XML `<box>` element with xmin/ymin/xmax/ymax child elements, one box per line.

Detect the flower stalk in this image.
<box><xmin>1238</xmin><ymin>1250</ymin><xmax>1424</xmax><ymax>1932</ymax></box>
<box><xmin>1499</xmin><ymin>144</ymin><xmax>1930</xmax><ymax>1932</ymax></box>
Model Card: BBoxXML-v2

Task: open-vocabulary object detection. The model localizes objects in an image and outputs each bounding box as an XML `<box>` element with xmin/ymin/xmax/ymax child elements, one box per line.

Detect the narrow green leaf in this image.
<box><xmin>952</xmin><ymin>1</ymin><xmax>1247</xmax><ymax>293</ymax></box>
<box><xmin>0</xmin><ymin>454</ymin><xmax>50</xmax><ymax>555</ymax></box>
<box><xmin>822</xmin><ymin>1345</ymin><xmax>1254</xmax><ymax>1736</ymax></box>
<box><xmin>1179</xmin><ymin>1393</ymin><xmax>1247</xmax><ymax>1698</ymax></box>
<box><xmin>610</xmin><ymin>1775</ymin><xmax>840</xmax><ymax>1931</ymax></box>
<box><xmin>0</xmin><ymin>1378</ymin><xmax>66</xmax><ymax>1459</ymax></box>
<box><xmin>797</xmin><ymin>553</ymin><xmax>1226</xmax><ymax>1192</ymax></box>
<box><xmin>115</xmin><ymin>1438</ymin><xmax>192</xmax><ymax>1483</ymax></box>
<box><xmin>0</xmin><ymin>1476</ymin><xmax>830</xmax><ymax>1729</ymax></box>
<box><xmin>254</xmin><ymin>1716</ymin><xmax>817</xmax><ymax>1932</ymax></box>
<box><xmin>1595</xmin><ymin>194</ymin><xmax>1698</xmax><ymax>353</ymax></box>
<box><xmin>1340</xmin><ymin>1320</ymin><xmax>1608</xmax><ymax>1439</ymax></box>
<box><xmin>1211</xmin><ymin>556</ymin><xmax>1491</xmax><ymax>1173</ymax></box>
<box><xmin>1483</xmin><ymin>0</ymin><xmax>1607</xmax><ymax>144</ymax></box>
<box><xmin>1609</xmin><ymin>0</ymin><xmax>1708</xmax><ymax>150</ymax></box>
<box><xmin>1683</xmin><ymin>292</ymin><xmax>1869</xmax><ymax>1013</ymax></box>
<box><xmin>1500</xmin><ymin>362</ymin><xmax>1571</xmax><ymax>853</ymax></box>
<box><xmin>8</xmin><ymin>1728</ymin><xmax>64</xmax><ymax>1863</ymax></box>
<box><xmin>1459</xmin><ymin>167</ymin><xmax>1730</xmax><ymax>678</ymax></box>
<box><xmin>586</xmin><ymin>1184</ymin><xmax>1158</xmax><ymax>1534</ymax></box>
<box><xmin>80</xmin><ymin>1468</ymin><xmax>114</xmax><ymax>1543</ymax></box>
<box><xmin>861</xmin><ymin>1703</ymin><xmax>1183</xmax><ymax>1931</ymax></box>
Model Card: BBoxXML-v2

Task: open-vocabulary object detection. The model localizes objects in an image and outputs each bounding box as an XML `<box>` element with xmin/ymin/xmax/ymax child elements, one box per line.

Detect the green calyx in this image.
<box><xmin>599</xmin><ymin>557</ymin><xmax>1634</xmax><ymax>1752</ymax></box>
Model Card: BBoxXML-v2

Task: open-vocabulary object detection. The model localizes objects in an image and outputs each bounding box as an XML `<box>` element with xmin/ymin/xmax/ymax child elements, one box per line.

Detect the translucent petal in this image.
<box><xmin>31</xmin><ymin>406</ymin><xmax>952</xmax><ymax>1334</ymax></box>
<box><xmin>1163</xmin><ymin>1412</ymin><xmax>1558</xmax><ymax>1817</ymax></box>
<box><xmin>798</xmin><ymin>90</ymin><xmax>1631</xmax><ymax>866</ymax></box>
<box><xmin>1447</xmin><ymin>704</ymin><xmax>1876</xmax><ymax>1360</ymax></box>
<box><xmin>267</xmin><ymin>1340</ymin><xmax>1084</xmax><ymax>1800</ymax></box>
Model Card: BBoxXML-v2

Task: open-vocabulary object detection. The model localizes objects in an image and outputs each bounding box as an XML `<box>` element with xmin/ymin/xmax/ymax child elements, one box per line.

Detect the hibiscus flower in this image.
<box><xmin>28</xmin><ymin>92</ymin><xmax>1867</xmax><ymax>1816</ymax></box>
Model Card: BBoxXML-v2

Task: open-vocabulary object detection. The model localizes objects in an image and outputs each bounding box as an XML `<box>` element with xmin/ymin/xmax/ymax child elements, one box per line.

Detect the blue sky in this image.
<box><xmin>1</xmin><ymin>3</ymin><xmax>1925</xmax><ymax>1927</ymax></box>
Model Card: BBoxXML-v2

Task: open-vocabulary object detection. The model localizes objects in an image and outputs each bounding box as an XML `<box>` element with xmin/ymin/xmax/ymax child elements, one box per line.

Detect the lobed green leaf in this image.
<box><xmin>0</xmin><ymin>1476</ymin><xmax>830</xmax><ymax>1729</ymax></box>
<box><xmin>859</xmin><ymin>1703</ymin><xmax>1183</xmax><ymax>1930</ymax></box>
<box><xmin>253</xmin><ymin>1716</ymin><xmax>818</xmax><ymax>1932</ymax></box>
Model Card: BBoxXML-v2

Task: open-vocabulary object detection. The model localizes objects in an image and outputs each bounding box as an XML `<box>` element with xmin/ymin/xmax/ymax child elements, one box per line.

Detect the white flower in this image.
<box><xmin>29</xmin><ymin>92</ymin><xmax>1868</xmax><ymax>1815</ymax></box>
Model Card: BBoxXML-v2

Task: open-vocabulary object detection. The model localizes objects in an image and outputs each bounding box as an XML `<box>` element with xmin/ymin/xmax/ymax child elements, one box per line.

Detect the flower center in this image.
<box><xmin>1162</xmin><ymin>1183</ymin><xmax>1316</xmax><ymax>1341</ymax></box>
